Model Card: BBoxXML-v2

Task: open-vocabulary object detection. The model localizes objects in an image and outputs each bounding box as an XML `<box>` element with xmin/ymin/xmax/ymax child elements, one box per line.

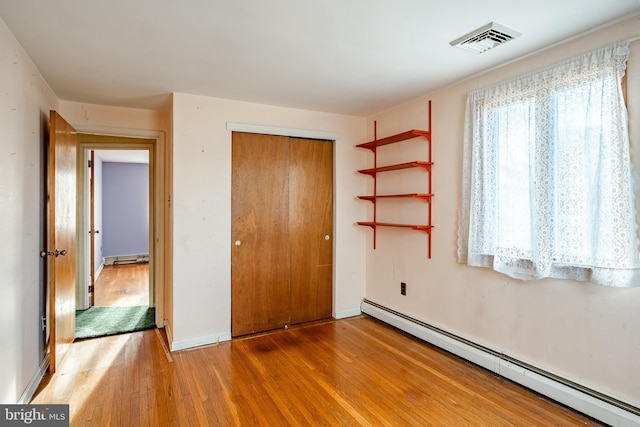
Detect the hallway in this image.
<box><xmin>94</xmin><ymin>263</ymin><xmax>149</xmax><ymax>307</ymax></box>
<box><xmin>74</xmin><ymin>263</ymin><xmax>154</xmax><ymax>340</ymax></box>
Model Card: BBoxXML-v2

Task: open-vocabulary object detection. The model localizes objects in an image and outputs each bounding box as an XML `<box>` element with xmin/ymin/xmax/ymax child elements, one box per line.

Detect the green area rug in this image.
<box><xmin>75</xmin><ymin>306</ymin><xmax>156</xmax><ymax>340</ymax></box>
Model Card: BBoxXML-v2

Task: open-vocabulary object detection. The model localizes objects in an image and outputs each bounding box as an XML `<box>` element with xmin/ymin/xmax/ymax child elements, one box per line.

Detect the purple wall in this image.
<box><xmin>102</xmin><ymin>162</ymin><xmax>149</xmax><ymax>257</ymax></box>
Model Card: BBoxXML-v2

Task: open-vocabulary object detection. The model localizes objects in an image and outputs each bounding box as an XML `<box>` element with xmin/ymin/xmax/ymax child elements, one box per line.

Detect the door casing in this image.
<box><xmin>76</xmin><ymin>131</ymin><xmax>166</xmax><ymax>326</ymax></box>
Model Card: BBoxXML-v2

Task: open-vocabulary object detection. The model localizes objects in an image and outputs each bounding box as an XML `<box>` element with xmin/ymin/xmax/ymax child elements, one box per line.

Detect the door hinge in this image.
<box><xmin>41</xmin><ymin>316</ymin><xmax>46</xmax><ymax>331</ymax></box>
<box><xmin>88</xmin><ymin>160</ymin><xmax>93</xmax><ymax>168</ymax></box>
<box><xmin>88</xmin><ymin>285</ymin><xmax>94</xmax><ymax>293</ymax></box>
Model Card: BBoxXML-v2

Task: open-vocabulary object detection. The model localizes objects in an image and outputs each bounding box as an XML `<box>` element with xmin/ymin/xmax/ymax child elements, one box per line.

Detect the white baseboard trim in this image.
<box><xmin>170</xmin><ymin>331</ymin><xmax>232</xmax><ymax>352</ymax></box>
<box><xmin>334</xmin><ymin>307</ymin><xmax>362</xmax><ymax>319</ymax></box>
<box><xmin>169</xmin><ymin>308</ymin><xmax>362</xmax><ymax>351</ymax></box>
<box><xmin>95</xmin><ymin>262</ymin><xmax>104</xmax><ymax>280</ymax></box>
<box><xmin>361</xmin><ymin>299</ymin><xmax>640</xmax><ymax>427</ymax></box>
<box><xmin>18</xmin><ymin>353</ymin><xmax>50</xmax><ymax>404</ymax></box>
<box><xmin>163</xmin><ymin>319</ymin><xmax>174</xmax><ymax>350</ymax></box>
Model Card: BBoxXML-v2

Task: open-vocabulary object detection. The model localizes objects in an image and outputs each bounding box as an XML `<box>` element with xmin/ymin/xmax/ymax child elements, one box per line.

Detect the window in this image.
<box><xmin>458</xmin><ymin>40</ymin><xmax>640</xmax><ymax>287</ymax></box>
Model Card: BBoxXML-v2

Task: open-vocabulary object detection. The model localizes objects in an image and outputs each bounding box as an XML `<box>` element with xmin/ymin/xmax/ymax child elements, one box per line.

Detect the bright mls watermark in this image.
<box><xmin>0</xmin><ymin>405</ymin><xmax>68</xmax><ymax>426</ymax></box>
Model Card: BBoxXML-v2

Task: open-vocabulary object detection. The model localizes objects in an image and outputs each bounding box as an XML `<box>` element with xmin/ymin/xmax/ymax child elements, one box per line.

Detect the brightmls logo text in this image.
<box><xmin>0</xmin><ymin>405</ymin><xmax>68</xmax><ymax>426</ymax></box>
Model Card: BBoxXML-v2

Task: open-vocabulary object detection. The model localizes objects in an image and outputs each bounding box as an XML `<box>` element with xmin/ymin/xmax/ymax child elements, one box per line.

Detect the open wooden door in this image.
<box><xmin>44</xmin><ymin>111</ymin><xmax>77</xmax><ymax>373</ymax></box>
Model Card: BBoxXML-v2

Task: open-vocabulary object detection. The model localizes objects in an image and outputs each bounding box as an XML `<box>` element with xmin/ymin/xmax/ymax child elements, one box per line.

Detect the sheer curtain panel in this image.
<box><xmin>458</xmin><ymin>40</ymin><xmax>640</xmax><ymax>287</ymax></box>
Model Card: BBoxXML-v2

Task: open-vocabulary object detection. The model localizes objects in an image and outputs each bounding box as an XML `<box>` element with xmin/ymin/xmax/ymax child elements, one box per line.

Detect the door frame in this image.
<box><xmin>78</xmin><ymin>142</ymin><xmax>153</xmax><ymax>308</ymax></box>
<box><xmin>226</xmin><ymin>123</ymin><xmax>340</xmax><ymax>327</ymax></box>
<box><xmin>75</xmin><ymin>128</ymin><xmax>167</xmax><ymax>326</ymax></box>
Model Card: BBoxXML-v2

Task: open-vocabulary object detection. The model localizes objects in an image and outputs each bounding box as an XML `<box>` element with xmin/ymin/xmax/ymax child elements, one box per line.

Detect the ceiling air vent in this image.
<box><xmin>450</xmin><ymin>22</ymin><xmax>521</xmax><ymax>54</ymax></box>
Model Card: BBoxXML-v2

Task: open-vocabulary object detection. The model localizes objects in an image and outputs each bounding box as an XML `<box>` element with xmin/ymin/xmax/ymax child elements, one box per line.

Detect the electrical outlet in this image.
<box><xmin>400</xmin><ymin>282</ymin><xmax>406</xmax><ymax>295</ymax></box>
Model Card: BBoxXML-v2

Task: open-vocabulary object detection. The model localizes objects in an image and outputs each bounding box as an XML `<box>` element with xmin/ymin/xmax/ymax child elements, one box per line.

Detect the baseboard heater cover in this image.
<box><xmin>104</xmin><ymin>254</ymin><xmax>149</xmax><ymax>266</ymax></box>
<box><xmin>361</xmin><ymin>299</ymin><xmax>640</xmax><ymax>427</ymax></box>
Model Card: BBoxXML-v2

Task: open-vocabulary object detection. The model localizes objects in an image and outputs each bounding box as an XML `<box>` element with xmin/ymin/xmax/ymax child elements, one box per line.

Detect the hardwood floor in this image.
<box><xmin>94</xmin><ymin>263</ymin><xmax>149</xmax><ymax>307</ymax></box>
<box><xmin>32</xmin><ymin>316</ymin><xmax>602</xmax><ymax>426</ymax></box>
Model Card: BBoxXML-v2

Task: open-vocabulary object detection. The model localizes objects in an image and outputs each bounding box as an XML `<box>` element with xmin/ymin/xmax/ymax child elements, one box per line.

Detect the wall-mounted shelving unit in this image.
<box><xmin>356</xmin><ymin>101</ymin><xmax>433</xmax><ymax>258</ymax></box>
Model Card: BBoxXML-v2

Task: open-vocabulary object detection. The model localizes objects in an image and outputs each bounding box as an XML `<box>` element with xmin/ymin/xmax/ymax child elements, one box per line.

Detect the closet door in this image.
<box><xmin>289</xmin><ymin>138</ymin><xmax>333</xmax><ymax>324</ymax></box>
<box><xmin>231</xmin><ymin>132</ymin><xmax>291</xmax><ymax>337</ymax></box>
<box><xmin>231</xmin><ymin>132</ymin><xmax>333</xmax><ymax>337</ymax></box>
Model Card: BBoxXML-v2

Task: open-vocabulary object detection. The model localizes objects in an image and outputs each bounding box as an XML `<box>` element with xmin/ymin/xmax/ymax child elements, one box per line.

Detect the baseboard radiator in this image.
<box><xmin>104</xmin><ymin>254</ymin><xmax>149</xmax><ymax>266</ymax></box>
<box><xmin>361</xmin><ymin>299</ymin><xmax>640</xmax><ymax>427</ymax></box>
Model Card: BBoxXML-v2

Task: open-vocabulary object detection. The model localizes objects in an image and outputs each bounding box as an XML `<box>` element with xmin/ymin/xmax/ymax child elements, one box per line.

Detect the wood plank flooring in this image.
<box><xmin>94</xmin><ymin>263</ymin><xmax>149</xmax><ymax>307</ymax></box>
<box><xmin>32</xmin><ymin>316</ymin><xmax>602</xmax><ymax>426</ymax></box>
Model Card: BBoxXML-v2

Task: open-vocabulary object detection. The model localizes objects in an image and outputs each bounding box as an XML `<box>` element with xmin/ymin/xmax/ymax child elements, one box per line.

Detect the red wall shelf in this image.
<box><xmin>357</xmin><ymin>161</ymin><xmax>433</xmax><ymax>176</ymax></box>
<box><xmin>356</xmin><ymin>129</ymin><xmax>431</xmax><ymax>150</ymax></box>
<box><xmin>357</xmin><ymin>193</ymin><xmax>433</xmax><ymax>202</ymax></box>
<box><xmin>356</xmin><ymin>222</ymin><xmax>433</xmax><ymax>233</ymax></box>
<box><xmin>356</xmin><ymin>101</ymin><xmax>433</xmax><ymax>258</ymax></box>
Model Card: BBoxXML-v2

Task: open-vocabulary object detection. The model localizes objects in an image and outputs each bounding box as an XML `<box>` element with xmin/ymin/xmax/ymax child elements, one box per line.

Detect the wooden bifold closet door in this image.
<box><xmin>231</xmin><ymin>132</ymin><xmax>333</xmax><ymax>337</ymax></box>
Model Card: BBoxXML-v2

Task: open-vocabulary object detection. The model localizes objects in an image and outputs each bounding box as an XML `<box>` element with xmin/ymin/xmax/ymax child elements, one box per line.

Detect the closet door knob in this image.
<box><xmin>235</xmin><ymin>240</ymin><xmax>241</xmax><ymax>246</ymax></box>
<box><xmin>324</xmin><ymin>235</ymin><xmax>330</xmax><ymax>240</ymax></box>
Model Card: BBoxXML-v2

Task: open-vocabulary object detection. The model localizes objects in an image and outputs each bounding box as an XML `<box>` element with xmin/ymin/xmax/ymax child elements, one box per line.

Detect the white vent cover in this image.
<box><xmin>450</xmin><ymin>22</ymin><xmax>521</xmax><ymax>54</ymax></box>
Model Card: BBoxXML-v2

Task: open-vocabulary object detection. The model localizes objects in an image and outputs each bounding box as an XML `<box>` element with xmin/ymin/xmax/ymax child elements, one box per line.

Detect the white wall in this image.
<box><xmin>60</xmin><ymin>102</ymin><xmax>169</xmax><ymax>133</ymax></box>
<box><xmin>365</xmin><ymin>15</ymin><xmax>640</xmax><ymax>407</ymax></box>
<box><xmin>170</xmin><ymin>93</ymin><xmax>367</xmax><ymax>348</ymax></box>
<box><xmin>0</xmin><ymin>17</ymin><xmax>58</xmax><ymax>403</ymax></box>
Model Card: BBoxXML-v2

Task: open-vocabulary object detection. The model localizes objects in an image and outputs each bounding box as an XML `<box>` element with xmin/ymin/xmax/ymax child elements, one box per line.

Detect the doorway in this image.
<box><xmin>43</xmin><ymin>117</ymin><xmax>167</xmax><ymax>369</ymax></box>
<box><xmin>91</xmin><ymin>149</ymin><xmax>150</xmax><ymax>309</ymax></box>
<box><xmin>76</xmin><ymin>134</ymin><xmax>161</xmax><ymax>336</ymax></box>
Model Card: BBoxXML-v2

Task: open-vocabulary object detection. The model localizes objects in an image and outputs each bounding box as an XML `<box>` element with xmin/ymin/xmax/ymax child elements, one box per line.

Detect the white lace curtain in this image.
<box><xmin>458</xmin><ymin>40</ymin><xmax>640</xmax><ymax>287</ymax></box>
